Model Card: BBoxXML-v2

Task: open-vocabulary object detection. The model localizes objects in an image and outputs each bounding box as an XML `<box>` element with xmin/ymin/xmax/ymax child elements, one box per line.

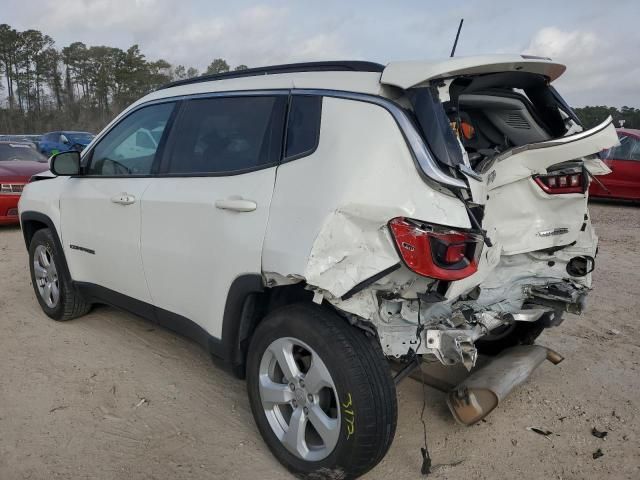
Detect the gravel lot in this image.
<box><xmin>0</xmin><ymin>202</ymin><xmax>638</xmax><ymax>480</ymax></box>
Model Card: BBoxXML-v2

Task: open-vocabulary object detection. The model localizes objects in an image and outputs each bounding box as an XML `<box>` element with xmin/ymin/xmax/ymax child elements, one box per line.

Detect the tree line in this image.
<box><xmin>0</xmin><ymin>23</ymin><xmax>247</xmax><ymax>134</ymax></box>
<box><xmin>572</xmin><ymin>105</ymin><xmax>640</xmax><ymax>130</ymax></box>
<box><xmin>0</xmin><ymin>22</ymin><xmax>637</xmax><ymax>135</ymax></box>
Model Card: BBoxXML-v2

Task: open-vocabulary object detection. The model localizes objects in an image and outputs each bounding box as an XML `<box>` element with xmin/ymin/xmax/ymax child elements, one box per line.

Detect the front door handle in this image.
<box><xmin>215</xmin><ymin>198</ymin><xmax>257</xmax><ymax>212</ymax></box>
<box><xmin>110</xmin><ymin>192</ymin><xmax>136</xmax><ymax>205</ymax></box>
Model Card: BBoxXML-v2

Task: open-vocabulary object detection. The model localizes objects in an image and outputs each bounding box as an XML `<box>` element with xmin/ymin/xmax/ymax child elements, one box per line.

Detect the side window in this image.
<box><xmin>604</xmin><ymin>135</ymin><xmax>635</xmax><ymax>161</ymax></box>
<box><xmin>165</xmin><ymin>95</ymin><xmax>286</xmax><ymax>174</ymax></box>
<box><xmin>285</xmin><ymin>95</ymin><xmax>322</xmax><ymax>159</ymax></box>
<box><xmin>628</xmin><ymin>137</ymin><xmax>640</xmax><ymax>161</ymax></box>
<box><xmin>86</xmin><ymin>102</ymin><xmax>174</xmax><ymax>176</ymax></box>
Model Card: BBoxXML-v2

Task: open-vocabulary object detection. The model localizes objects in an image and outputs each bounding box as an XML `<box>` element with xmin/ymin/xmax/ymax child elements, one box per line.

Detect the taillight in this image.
<box><xmin>534</xmin><ymin>171</ymin><xmax>585</xmax><ymax>194</ymax></box>
<box><xmin>388</xmin><ymin>218</ymin><xmax>483</xmax><ymax>281</ymax></box>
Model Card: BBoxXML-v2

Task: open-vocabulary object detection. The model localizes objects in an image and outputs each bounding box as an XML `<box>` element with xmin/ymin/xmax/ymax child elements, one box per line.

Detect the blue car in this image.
<box><xmin>39</xmin><ymin>131</ymin><xmax>95</xmax><ymax>157</ymax></box>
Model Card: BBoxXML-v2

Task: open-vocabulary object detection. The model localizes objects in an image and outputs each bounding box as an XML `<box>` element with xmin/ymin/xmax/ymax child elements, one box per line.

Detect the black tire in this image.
<box><xmin>246</xmin><ymin>303</ymin><xmax>397</xmax><ymax>479</ymax></box>
<box><xmin>28</xmin><ymin>228</ymin><xmax>91</xmax><ymax>321</ymax></box>
<box><xmin>475</xmin><ymin>320</ymin><xmax>545</xmax><ymax>356</ymax></box>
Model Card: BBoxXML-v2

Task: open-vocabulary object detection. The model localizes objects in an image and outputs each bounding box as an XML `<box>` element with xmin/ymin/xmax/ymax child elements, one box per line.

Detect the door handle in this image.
<box><xmin>110</xmin><ymin>192</ymin><xmax>136</xmax><ymax>205</ymax></box>
<box><xmin>215</xmin><ymin>198</ymin><xmax>257</xmax><ymax>212</ymax></box>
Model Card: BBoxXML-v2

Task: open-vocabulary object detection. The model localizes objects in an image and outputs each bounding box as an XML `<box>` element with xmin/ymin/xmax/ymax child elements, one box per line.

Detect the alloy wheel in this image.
<box><xmin>258</xmin><ymin>336</ymin><xmax>341</xmax><ymax>462</ymax></box>
<box><xmin>33</xmin><ymin>244</ymin><xmax>60</xmax><ymax>308</ymax></box>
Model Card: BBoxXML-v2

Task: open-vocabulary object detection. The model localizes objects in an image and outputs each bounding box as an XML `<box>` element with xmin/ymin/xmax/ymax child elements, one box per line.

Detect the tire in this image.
<box><xmin>475</xmin><ymin>320</ymin><xmax>545</xmax><ymax>356</ymax></box>
<box><xmin>28</xmin><ymin>228</ymin><xmax>91</xmax><ymax>321</ymax></box>
<box><xmin>246</xmin><ymin>303</ymin><xmax>397</xmax><ymax>479</ymax></box>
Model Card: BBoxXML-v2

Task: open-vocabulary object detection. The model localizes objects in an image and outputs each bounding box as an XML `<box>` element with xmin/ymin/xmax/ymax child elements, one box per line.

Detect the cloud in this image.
<box><xmin>524</xmin><ymin>27</ymin><xmax>640</xmax><ymax>107</ymax></box>
<box><xmin>150</xmin><ymin>5</ymin><xmax>353</xmax><ymax>68</ymax></box>
<box><xmin>14</xmin><ymin>0</ymin><xmax>353</xmax><ymax>70</ymax></box>
<box><xmin>2</xmin><ymin>0</ymin><xmax>637</xmax><ymax>107</ymax></box>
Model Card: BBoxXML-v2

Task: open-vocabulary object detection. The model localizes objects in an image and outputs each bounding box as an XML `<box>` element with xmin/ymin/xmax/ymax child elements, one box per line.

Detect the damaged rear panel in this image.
<box><xmin>262</xmin><ymin>56</ymin><xmax>618</xmax><ymax>370</ymax></box>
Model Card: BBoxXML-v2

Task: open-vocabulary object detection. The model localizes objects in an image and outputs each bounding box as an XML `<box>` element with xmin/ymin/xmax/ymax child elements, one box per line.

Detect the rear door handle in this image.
<box><xmin>215</xmin><ymin>198</ymin><xmax>257</xmax><ymax>212</ymax></box>
<box><xmin>110</xmin><ymin>192</ymin><xmax>136</xmax><ymax>205</ymax></box>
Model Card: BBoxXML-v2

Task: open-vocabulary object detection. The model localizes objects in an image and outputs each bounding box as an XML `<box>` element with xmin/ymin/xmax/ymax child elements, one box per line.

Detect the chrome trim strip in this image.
<box><xmin>292</xmin><ymin>89</ymin><xmax>467</xmax><ymax>189</ymax></box>
<box><xmin>87</xmin><ymin>88</ymin><xmax>467</xmax><ymax>189</ymax></box>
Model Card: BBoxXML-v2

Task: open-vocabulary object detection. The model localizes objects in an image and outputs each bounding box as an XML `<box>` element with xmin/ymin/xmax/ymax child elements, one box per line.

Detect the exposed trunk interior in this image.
<box><xmin>443</xmin><ymin>72</ymin><xmax>583</xmax><ymax>172</ymax></box>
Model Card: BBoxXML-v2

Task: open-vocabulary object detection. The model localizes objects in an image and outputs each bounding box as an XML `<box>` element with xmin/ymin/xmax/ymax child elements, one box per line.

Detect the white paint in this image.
<box><xmin>59</xmin><ymin>177</ymin><xmax>153</xmax><ymax>303</ymax></box>
<box><xmin>140</xmin><ymin>170</ymin><xmax>276</xmax><ymax>338</ymax></box>
<box><xmin>381</xmin><ymin>55</ymin><xmax>566</xmax><ymax>89</ymax></box>
<box><xmin>261</xmin><ymin>96</ymin><xmax>470</xmax><ymax>299</ymax></box>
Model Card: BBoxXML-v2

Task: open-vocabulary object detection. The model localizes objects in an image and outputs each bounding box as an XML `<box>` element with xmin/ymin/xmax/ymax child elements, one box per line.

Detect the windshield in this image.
<box><xmin>67</xmin><ymin>132</ymin><xmax>94</xmax><ymax>144</ymax></box>
<box><xmin>0</xmin><ymin>144</ymin><xmax>47</xmax><ymax>162</ymax></box>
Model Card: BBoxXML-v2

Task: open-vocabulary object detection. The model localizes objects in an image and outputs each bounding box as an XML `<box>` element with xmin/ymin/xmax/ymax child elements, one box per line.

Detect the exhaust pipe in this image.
<box><xmin>446</xmin><ymin>345</ymin><xmax>563</xmax><ymax>425</ymax></box>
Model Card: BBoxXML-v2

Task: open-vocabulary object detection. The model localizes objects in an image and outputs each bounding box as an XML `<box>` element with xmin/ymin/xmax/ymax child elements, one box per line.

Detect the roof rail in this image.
<box><xmin>158</xmin><ymin>61</ymin><xmax>386</xmax><ymax>90</ymax></box>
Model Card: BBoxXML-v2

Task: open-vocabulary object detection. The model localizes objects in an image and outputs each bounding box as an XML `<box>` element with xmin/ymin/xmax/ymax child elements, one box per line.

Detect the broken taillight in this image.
<box><xmin>534</xmin><ymin>171</ymin><xmax>585</xmax><ymax>194</ymax></box>
<box><xmin>388</xmin><ymin>218</ymin><xmax>483</xmax><ymax>281</ymax></box>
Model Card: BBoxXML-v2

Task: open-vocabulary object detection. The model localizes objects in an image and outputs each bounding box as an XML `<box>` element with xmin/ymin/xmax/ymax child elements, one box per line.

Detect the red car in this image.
<box><xmin>589</xmin><ymin>128</ymin><xmax>640</xmax><ymax>201</ymax></box>
<box><xmin>0</xmin><ymin>142</ymin><xmax>49</xmax><ymax>225</ymax></box>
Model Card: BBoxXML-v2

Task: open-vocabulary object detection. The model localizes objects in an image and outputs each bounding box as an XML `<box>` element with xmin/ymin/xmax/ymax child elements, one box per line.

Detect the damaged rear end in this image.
<box><xmin>300</xmin><ymin>56</ymin><xmax>618</xmax><ymax>370</ymax></box>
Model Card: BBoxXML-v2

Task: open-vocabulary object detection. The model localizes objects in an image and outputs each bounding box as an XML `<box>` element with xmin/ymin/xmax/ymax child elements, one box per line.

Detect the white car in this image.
<box><xmin>18</xmin><ymin>56</ymin><xmax>616</xmax><ymax>478</ymax></box>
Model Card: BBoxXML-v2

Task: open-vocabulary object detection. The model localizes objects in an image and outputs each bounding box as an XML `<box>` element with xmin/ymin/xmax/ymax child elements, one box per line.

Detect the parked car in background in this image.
<box><xmin>589</xmin><ymin>128</ymin><xmax>640</xmax><ymax>201</ymax></box>
<box><xmin>20</xmin><ymin>134</ymin><xmax>43</xmax><ymax>149</ymax></box>
<box><xmin>39</xmin><ymin>131</ymin><xmax>94</xmax><ymax>157</ymax></box>
<box><xmin>0</xmin><ymin>142</ymin><xmax>48</xmax><ymax>225</ymax></box>
<box><xmin>0</xmin><ymin>135</ymin><xmax>39</xmax><ymax>150</ymax></box>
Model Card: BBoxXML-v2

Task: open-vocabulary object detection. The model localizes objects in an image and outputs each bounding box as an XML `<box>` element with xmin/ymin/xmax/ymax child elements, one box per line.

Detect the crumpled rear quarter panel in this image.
<box><xmin>261</xmin><ymin>96</ymin><xmax>470</xmax><ymax>297</ymax></box>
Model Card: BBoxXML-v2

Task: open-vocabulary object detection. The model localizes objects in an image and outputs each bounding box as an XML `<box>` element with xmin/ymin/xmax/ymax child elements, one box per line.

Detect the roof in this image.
<box><xmin>159</xmin><ymin>61</ymin><xmax>385</xmax><ymax>90</ymax></box>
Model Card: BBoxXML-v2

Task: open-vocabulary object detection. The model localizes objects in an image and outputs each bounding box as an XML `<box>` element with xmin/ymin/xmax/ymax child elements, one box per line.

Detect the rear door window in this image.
<box><xmin>284</xmin><ymin>95</ymin><xmax>322</xmax><ymax>160</ymax></box>
<box><xmin>164</xmin><ymin>95</ymin><xmax>287</xmax><ymax>175</ymax></box>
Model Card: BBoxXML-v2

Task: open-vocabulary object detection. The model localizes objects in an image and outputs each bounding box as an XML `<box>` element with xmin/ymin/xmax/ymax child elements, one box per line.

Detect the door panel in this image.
<box><xmin>141</xmin><ymin>171</ymin><xmax>276</xmax><ymax>337</ymax></box>
<box><xmin>140</xmin><ymin>94</ymin><xmax>287</xmax><ymax>337</ymax></box>
<box><xmin>59</xmin><ymin>101</ymin><xmax>176</xmax><ymax>302</ymax></box>
<box><xmin>60</xmin><ymin>178</ymin><xmax>152</xmax><ymax>302</ymax></box>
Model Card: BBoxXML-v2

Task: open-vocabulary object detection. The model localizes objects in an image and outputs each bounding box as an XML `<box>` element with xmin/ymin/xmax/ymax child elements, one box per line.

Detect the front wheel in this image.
<box><xmin>246</xmin><ymin>303</ymin><xmax>397</xmax><ymax>479</ymax></box>
<box><xmin>28</xmin><ymin>228</ymin><xmax>91</xmax><ymax>321</ymax></box>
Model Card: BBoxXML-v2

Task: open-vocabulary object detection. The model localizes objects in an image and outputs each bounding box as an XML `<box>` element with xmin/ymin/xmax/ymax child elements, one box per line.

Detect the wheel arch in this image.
<box><xmin>220</xmin><ymin>276</ymin><xmax>316</xmax><ymax>378</ymax></box>
<box><xmin>20</xmin><ymin>211</ymin><xmax>72</xmax><ymax>283</ymax></box>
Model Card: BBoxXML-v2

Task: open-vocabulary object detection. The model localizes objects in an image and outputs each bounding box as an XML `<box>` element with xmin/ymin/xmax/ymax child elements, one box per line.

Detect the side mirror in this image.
<box><xmin>50</xmin><ymin>150</ymin><xmax>81</xmax><ymax>176</ymax></box>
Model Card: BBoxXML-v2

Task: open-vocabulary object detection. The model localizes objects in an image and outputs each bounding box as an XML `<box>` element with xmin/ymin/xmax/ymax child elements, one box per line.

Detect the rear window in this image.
<box><xmin>0</xmin><ymin>144</ymin><xmax>47</xmax><ymax>162</ymax></box>
<box><xmin>285</xmin><ymin>95</ymin><xmax>322</xmax><ymax>159</ymax></box>
<box><xmin>165</xmin><ymin>95</ymin><xmax>287</xmax><ymax>174</ymax></box>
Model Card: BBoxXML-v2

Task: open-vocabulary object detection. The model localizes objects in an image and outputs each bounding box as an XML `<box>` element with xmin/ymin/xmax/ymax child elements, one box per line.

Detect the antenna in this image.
<box><xmin>450</xmin><ymin>18</ymin><xmax>464</xmax><ymax>57</ymax></box>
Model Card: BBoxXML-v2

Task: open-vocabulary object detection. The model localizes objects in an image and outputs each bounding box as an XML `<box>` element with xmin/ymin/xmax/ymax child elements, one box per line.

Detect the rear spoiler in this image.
<box><xmin>381</xmin><ymin>55</ymin><xmax>566</xmax><ymax>89</ymax></box>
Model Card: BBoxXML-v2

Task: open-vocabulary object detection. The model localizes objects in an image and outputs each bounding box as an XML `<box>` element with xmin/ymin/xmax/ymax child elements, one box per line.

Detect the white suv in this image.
<box><xmin>19</xmin><ymin>56</ymin><xmax>616</xmax><ymax>478</ymax></box>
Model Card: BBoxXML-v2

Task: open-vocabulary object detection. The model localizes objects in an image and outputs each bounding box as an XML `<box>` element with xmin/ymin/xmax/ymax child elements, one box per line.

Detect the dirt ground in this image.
<box><xmin>0</xmin><ymin>202</ymin><xmax>638</xmax><ymax>480</ymax></box>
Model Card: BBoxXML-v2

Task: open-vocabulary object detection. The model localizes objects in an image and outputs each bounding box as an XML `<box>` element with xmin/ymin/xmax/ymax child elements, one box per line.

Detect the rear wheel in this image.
<box><xmin>28</xmin><ymin>228</ymin><xmax>91</xmax><ymax>321</ymax></box>
<box><xmin>246</xmin><ymin>303</ymin><xmax>397</xmax><ymax>479</ymax></box>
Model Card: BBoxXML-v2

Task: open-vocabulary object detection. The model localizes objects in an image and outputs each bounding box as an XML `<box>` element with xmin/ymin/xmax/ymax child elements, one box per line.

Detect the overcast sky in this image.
<box><xmin>3</xmin><ymin>0</ymin><xmax>639</xmax><ymax>107</ymax></box>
